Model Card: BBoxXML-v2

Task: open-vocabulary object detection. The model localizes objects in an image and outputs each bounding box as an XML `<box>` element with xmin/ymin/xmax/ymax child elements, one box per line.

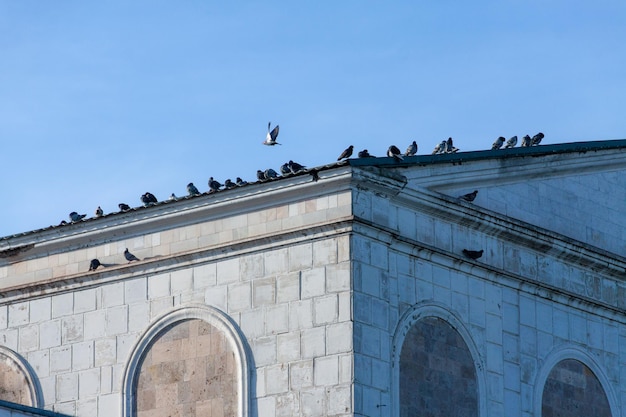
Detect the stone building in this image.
<box><xmin>0</xmin><ymin>139</ymin><xmax>625</xmax><ymax>417</ymax></box>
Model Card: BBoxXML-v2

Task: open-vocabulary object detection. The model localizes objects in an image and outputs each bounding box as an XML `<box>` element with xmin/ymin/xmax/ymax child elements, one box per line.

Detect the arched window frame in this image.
<box><xmin>0</xmin><ymin>346</ymin><xmax>43</xmax><ymax>408</ymax></box>
<box><xmin>390</xmin><ymin>301</ymin><xmax>487</xmax><ymax>417</ymax></box>
<box><xmin>121</xmin><ymin>304</ymin><xmax>252</xmax><ymax>417</ymax></box>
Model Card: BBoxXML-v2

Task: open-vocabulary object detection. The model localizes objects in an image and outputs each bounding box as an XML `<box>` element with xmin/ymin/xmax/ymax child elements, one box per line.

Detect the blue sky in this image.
<box><xmin>1</xmin><ymin>1</ymin><xmax>625</xmax><ymax>237</ymax></box>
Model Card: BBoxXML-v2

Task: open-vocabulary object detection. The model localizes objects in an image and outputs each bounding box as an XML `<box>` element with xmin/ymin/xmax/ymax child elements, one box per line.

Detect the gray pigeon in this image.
<box><xmin>118</xmin><ymin>203</ymin><xmax>131</xmax><ymax>211</ymax></box>
<box><xmin>263</xmin><ymin>122</ymin><xmax>280</xmax><ymax>146</ymax></box>
<box><xmin>187</xmin><ymin>182</ymin><xmax>200</xmax><ymax>196</ymax></box>
<box><xmin>289</xmin><ymin>160</ymin><xmax>305</xmax><ymax>173</ymax></box>
<box><xmin>124</xmin><ymin>248</ymin><xmax>140</xmax><ymax>263</ymax></box>
<box><xmin>265</xmin><ymin>168</ymin><xmax>278</xmax><ymax>179</ymax></box>
<box><xmin>224</xmin><ymin>179</ymin><xmax>236</xmax><ymax>189</ymax></box>
<box><xmin>387</xmin><ymin>145</ymin><xmax>404</xmax><ymax>161</ymax></box>
<box><xmin>337</xmin><ymin>145</ymin><xmax>354</xmax><ymax>161</ymax></box>
<box><xmin>504</xmin><ymin>136</ymin><xmax>518</xmax><ymax>148</ymax></box>
<box><xmin>280</xmin><ymin>163</ymin><xmax>291</xmax><ymax>175</ymax></box>
<box><xmin>432</xmin><ymin>141</ymin><xmax>446</xmax><ymax>154</ymax></box>
<box><xmin>257</xmin><ymin>170</ymin><xmax>266</xmax><ymax>181</ymax></box>
<box><xmin>236</xmin><ymin>177</ymin><xmax>248</xmax><ymax>186</ymax></box>
<box><xmin>405</xmin><ymin>141</ymin><xmax>418</xmax><ymax>156</ymax></box>
<box><xmin>531</xmin><ymin>132</ymin><xmax>544</xmax><ymax>146</ymax></box>
<box><xmin>208</xmin><ymin>177</ymin><xmax>223</xmax><ymax>192</ymax></box>
<box><xmin>69</xmin><ymin>212</ymin><xmax>86</xmax><ymax>222</ymax></box>
<box><xmin>521</xmin><ymin>135</ymin><xmax>532</xmax><ymax>147</ymax></box>
<box><xmin>492</xmin><ymin>136</ymin><xmax>505</xmax><ymax>150</ymax></box>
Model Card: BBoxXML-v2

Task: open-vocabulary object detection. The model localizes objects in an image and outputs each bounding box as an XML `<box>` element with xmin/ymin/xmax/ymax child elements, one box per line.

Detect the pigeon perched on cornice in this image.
<box><xmin>224</xmin><ymin>179</ymin><xmax>236</xmax><ymax>189</ymax></box>
<box><xmin>460</xmin><ymin>190</ymin><xmax>478</xmax><ymax>202</ymax></box>
<box><xmin>492</xmin><ymin>136</ymin><xmax>505</xmax><ymax>150</ymax></box>
<box><xmin>257</xmin><ymin>170</ymin><xmax>266</xmax><ymax>181</ymax></box>
<box><xmin>265</xmin><ymin>168</ymin><xmax>278</xmax><ymax>179</ymax></box>
<box><xmin>521</xmin><ymin>135</ymin><xmax>532</xmax><ymax>147</ymax></box>
<box><xmin>504</xmin><ymin>136</ymin><xmax>518</xmax><ymax>148</ymax></box>
<box><xmin>337</xmin><ymin>145</ymin><xmax>354</xmax><ymax>161</ymax></box>
<box><xmin>118</xmin><ymin>203</ymin><xmax>131</xmax><ymax>211</ymax></box>
<box><xmin>95</xmin><ymin>206</ymin><xmax>104</xmax><ymax>217</ymax></box>
<box><xmin>141</xmin><ymin>192</ymin><xmax>157</xmax><ymax>206</ymax></box>
<box><xmin>358</xmin><ymin>149</ymin><xmax>373</xmax><ymax>158</ymax></box>
<box><xmin>236</xmin><ymin>177</ymin><xmax>247</xmax><ymax>186</ymax></box>
<box><xmin>463</xmin><ymin>249</ymin><xmax>483</xmax><ymax>260</ymax></box>
<box><xmin>432</xmin><ymin>141</ymin><xmax>446</xmax><ymax>154</ymax></box>
<box><xmin>531</xmin><ymin>132</ymin><xmax>544</xmax><ymax>146</ymax></box>
<box><xmin>169</xmin><ymin>193</ymin><xmax>177</xmax><ymax>200</ymax></box>
<box><xmin>405</xmin><ymin>141</ymin><xmax>418</xmax><ymax>156</ymax></box>
<box><xmin>69</xmin><ymin>212</ymin><xmax>86</xmax><ymax>222</ymax></box>
<box><xmin>89</xmin><ymin>259</ymin><xmax>101</xmax><ymax>271</ymax></box>
<box><xmin>289</xmin><ymin>160</ymin><xmax>305</xmax><ymax>173</ymax></box>
<box><xmin>187</xmin><ymin>182</ymin><xmax>200</xmax><ymax>196</ymax></box>
<box><xmin>309</xmin><ymin>168</ymin><xmax>319</xmax><ymax>182</ymax></box>
<box><xmin>263</xmin><ymin>122</ymin><xmax>280</xmax><ymax>146</ymax></box>
<box><xmin>445</xmin><ymin>137</ymin><xmax>459</xmax><ymax>153</ymax></box>
<box><xmin>387</xmin><ymin>145</ymin><xmax>404</xmax><ymax>161</ymax></box>
<box><xmin>124</xmin><ymin>248</ymin><xmax>140</xmax><ymax>263</ymax></box>
<box><xmin>208</xmin><ymin>177</ymin><xmax>223</xmax><ymax>192</ymax></box>
<box><xmin>280</xmin><ymin>163</ymin><xmax>291</xmax><ymax>175</ymax></box>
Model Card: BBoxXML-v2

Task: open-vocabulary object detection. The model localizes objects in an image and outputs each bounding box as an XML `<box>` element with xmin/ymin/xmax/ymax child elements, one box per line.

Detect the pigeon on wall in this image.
<box><xmin>445</xmin><ymin>137</ymin><xmax>459</xmax><ymax>153</ymax></box>
<box><xmin>118</xmin><ymin>203</ymin><xmax>131</xmax><ymax>211</ymax></box>
<box><xmin>337</xmin><ymin>145</ymin><xmax>354</xmax><ymax>161</ymax></box>
<box><xmin>224</xmin><ymin>179</ymin><xmax>236</xmax><ymax>189</ymax></box>
<box><xmin>309</xmin><ymin>168</ymin><xmax>319</xmax><ymax>182</ymax></box>
<box><xmin>504</xmin><ymin>136</ymin><xmax>518</xmax><ymax>148</ymax></box>
<box><xmin>280</xmin><ymin>163</ymin><xmax>291</xmax><ymax>175</ymax></box>
<box><xmin>124</xmin><ymin>248</ymin><xmax>140</xmax><ymax>263</ymax></box>
<box><xmin>89</xmin><ymin>259</ymin><xmax>101</xmax><ymax>271</ymax></box>
<box><xmin>95</xmin><ymin>206</ymin><xmax>104</xmax><ymax>217</ymax></box>
<box><xmin>257</xmin><ymin>170</ymin><xmax>266</xmax><ymax>181</ymax></box>
<box><xmin>492</xmin><ymin>136</ymin><xmax>505</xmax><ymax>150</ymax></box>
<box><xmin>432</xmin><ymin>141</ymin><xmax>446</xmax><ymax>154</ymax></box>
<box><xmin>405</xmin><ymin>141</ymin><xmax>418</xmax><ymax>156</ymax></box>
<box><xmin>187</xmin><ymin>183</ymin><xmax>200</xmax><ymax>196</ymax></box>
<box><xmin>69</xmin><ymin>212</ymin><xmax>86</xmax><ymax>222</ymax></box>
<box><xmin>387</xmin><ymin>145</ymin><xmax>404</xmax><ymax>161</ymax></box>
<box><xmin>208</xmin><ymin>177</ymin><xmax>223</xmax><ymax>192</ymax></box>
<box><xmin>263</xmin><ymin>122</ymin><xmax>280</xmax><ymax>146</ymax></box>
<box><xmin>289</xmin><ymin>160</ymin><xmax>305</xmax><ymax>173</ymax></box>
<box><xmin>531</xmin><ymin>132</ymin><xmax>544</xmax><ymax>146</ymax></box>
<box><xmin>463</xmin><ymin>249</ymin><xmax>483</xmax><ymax>260</ymax></box>
<box><xmin>460</xmin><ymin>190</ymin><xmax>478</xmax><ymax>202</ymax></box>
<box><xmin>521</xmin><ymin>135</ymin><xmax>532</xmax><ymax>147</ymax></box>
<box><xmin>265</xmin><ymin>168</ymin><xmax>278</xmax><ymax>179</ymax></box>
<box><xmin>358</xmin><ymin>149</ymin><xmax>373</xmax><ymax>158</ymax></box>
<box><xmin>141</xmin><ymin>192</ymin><xmax>157</xmax><ymax>206</ymax></box>
<box><xmin>169</xmin><ymin>193</ymin><xmax>177</xmax><ymax>200</ymax></box>
<box><xmin>236</xmin><ymin>177</ymin><xmax>248</xmax><ymax>186</ymax></box>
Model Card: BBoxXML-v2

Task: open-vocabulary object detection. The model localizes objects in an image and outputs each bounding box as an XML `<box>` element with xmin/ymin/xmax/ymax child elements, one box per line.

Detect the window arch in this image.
<box><xmin>122</xmin><ymin>305</ymin><xmax>252</xmax><ymax>417</ymax></box>
<box><xmin>0</xmin><ymin>346</ymin><xmax>42</xmax><ymax>408</ymax></box>
<box><xmin>392</xmin><ymin>302</ymin><xmax>486</xmax><ymax>417</ymax></box>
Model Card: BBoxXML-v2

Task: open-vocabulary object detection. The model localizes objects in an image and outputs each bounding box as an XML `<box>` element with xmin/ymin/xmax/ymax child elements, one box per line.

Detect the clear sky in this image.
<box><xmin>1</xmin><ymin>1</ymin><xmax>625</xmax><ymax>237</ymax></box>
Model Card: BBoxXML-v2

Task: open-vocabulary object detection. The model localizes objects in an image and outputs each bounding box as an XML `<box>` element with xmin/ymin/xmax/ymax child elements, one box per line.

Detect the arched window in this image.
<box><xmin>122</xmin><ymin>306</ymin><xmax>251</xmax><ymax>417</ymax></box>
<box><xmin>0</xmin><ymin>347</ymin><xmax>42</xmax><ymax>408</ymax></box>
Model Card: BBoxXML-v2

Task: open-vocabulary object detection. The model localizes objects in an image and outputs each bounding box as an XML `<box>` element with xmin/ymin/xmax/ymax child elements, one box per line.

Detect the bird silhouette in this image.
<box><xmin>492</xmin><ymin>137</ymin><xmax>505</xmax><ymax>150</ymax></box>
<box><xmin>358</xmin><ymin>149</ymin><xmax>373</xmax><ymax>158</ymax></box>
<box><xmin>432</xmin><ymin>140</ymin><xmax>446</xmax><ymax>154</ymax></box>
<box><xmin>257</xmin><ymin>170</ymin><xmax>266</xmax><ymax>181</ymax></box>
<box><xmin>387</xmin><ymin>145</ymin><xmax>404</xmax><ymax>161</ymax></box>
<box><xmin>405</xmin><ymin>141</ymin><xmax>418</xmax><ymax>156</ymax></box>
<box><xmin>263</xmin><ymin>122</ymin><xmax>280</xmax><ymax>146</ymax></box>
<box><xmin>118</xmin><ymin>203</ymin><xmax>131</xmax><ymax>211</ymax></box>
<box><xmin>505</xmin><ymin>136</ymin><xmax>518</xmax><ymax>148</ymax></box>
<box><xmin>208</xmin><ymin>177</ymin><xmax>223</xmax><ymax>192</ymax></box>
<box><xmin>224</xmin><ymin>179</ymin><xmax>236</xmax><ymax>189</ymax></box>
<box><xmin>187</xmin><ymin>183</ymin><xmax>200</xmax><ymax>196</ymax></box>
<box><xmin>445</xmin><ymin>137</ymin><xmax>459</xmax><ymax>153</ymax></box>
<box><xmin>337</xmin><ymin>145</ymin><xmax>354</xmax><ymax>161</ymax></box>
<box><xmin>289</xmin><ymin>160</ymin><xmax>306</xmax><ymax>173</ymax></box>
<box><xmin>95</xmin><ymin>206</ymin><xmax>104</xmax><ymax>217</ymax></box>
<box><xmin>280</xmin><ymin>163</ymin><xmax>291</xmax><ymax>175</ymax></box>
<box><xmin>531</xmin><ymin>132</ymin><xmax>544</xmax><ymax>146</ymax></box>
<box><xmin>236</xmin><ymin>177</ymin><xmax>248</xmax><ymax>186</ymax></box>
<box><xmin>141</xmin><ymin>192</ymin><xmax>157</xmax><ymax>206</ymax></box>
<box><xmin>521</xmin><ymin>135</ymin><xmax>532</xmax><ymax>147</ymax></box>
<box><xmin>463</xmin><ymin>249</ymin><xmax>483</xmax><ymax>260</ymax></box>
<box><xmin>124</xmin><ymin>248</ymin><xmax>140</xmax><ymax>263</ymax></box>
<box><xmin>309</xmin><ymin>168</ymin><xmax>319</xmax><ymax>182</ymax></box>
<box><xmin>265</xmin><ymin>168</ymin><xmax>278</xmax><ymax>179</ymax></box>
<box><xmin>89</xmin><ymin>259</ymin><xmax>101</xmax><ymax>271</ymax></box>
<box><xmin>69</xmin><ymin>212</ymin><xmax>86</xmax><ymax>222</ymax></box>
<box><xmin>460</xmin><ymin>190</ymin><xmax>478</xmax><ymax>202</ymax></box>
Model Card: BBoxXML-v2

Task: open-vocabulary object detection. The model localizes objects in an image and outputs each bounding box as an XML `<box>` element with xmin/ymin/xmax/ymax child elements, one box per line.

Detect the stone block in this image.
<box><xmin>314</xmin><ymin>295</ymin><xmax>337</xmax><ymax>326</ymax></box>
<box><xmin>301</xmin><ymin>326</ymin><xmax>325</xmax><ymax>359</ymax></box>
<box><xmin>289</xmin><ymin>243</ymin><xmax>313</xmax><ymax>272</ymax></box>
<box><xmin>204</xmin><ymin>286</ymin><xmax>227</xmax><ymax>311</ymax></box>
<box><xmin>39</xmin><ymin>319</ymin><xmax>61</xmax><ymax>349</ymax></box>
<box><xmin>27</xmin><ymin>350</ymin><xmax>50</xmax><ymax>377</ymax></box>
<box><xmin>29</xmin><ymin>298</ymin><xmax>51</xmax><ymax>323</ymax></box>
<box><xmin>301</xmin><ymin>268</ymin><xmax>326</xmax><ymax>299</ymax></box>
<box><xmin>102</xmin><ymin>282</ymin><xmax>125</xmax><ymax>308</ymax></box>
<box><xmin>56</xmin><ymin>372</ymin><xmax>78</xmax><ymax>402</ymax></box>
<box><xmin>0</xmin><ymin>328</ymin><xmax>18</xmax><ymax>350</ymax></box>
<box><xmin>265</xmin><ymin>364</ymin><xmax>289</xmax><ymax>394</ymax></box>
<box><xmin>240</xmin><ymin>253</ymin><xmax>264</xmax><ymax>281</ymax></box>
<box><xmin>240</xmin><ymin>309</ymin><xmax>265</xmax><ymax>339</ymax></box>
<box><xmin>83</xmin><ymin>310</ymin><xmax>106</xmax><ymax>340</ymax></box>
<box><xmin>266</xmin><ymin>304</ymin><xmax>289</xmax><ymax>335</ymax></box>
<box><xmin>19</xmin><ymin>324</ymin><xmax>39</xmax><ymax>352</ymax></box>
<box><xmin>257</xmin><ymin>395</ymin><xmax>276</xmax><ymax>417</ymax></box>
<box><xmin>253</xmin><ymin>336</ymin><xmax>277</xmax><ymax>367</ymax></box>
<box><xmin>128</xmin><ymin>302</ymin><xmax>150</xmax><ymax>333</ymax></box>
<box><xmin>0</xmin><ymin>306</ymin><xmax>6</xmax><ymax>329</ymax></box>
<box><xmin>228</xmin><ymin>282</ymin><xmax>251</xmax><ymax>312</ymax></box>
<box><xmin>124</xmin><ymin>278</ymin><xmax>147</xmax><ymax>304</ymax></box>
<box><xmin>95</xmin><ymin>338</ymin><xmax>117</xmax><ymax>367</ymax></box>
<box><xmin>72</xmin><ymin>341</ymin><xmax>94</xmax><ymax>371</ymax></box>
<box><xmin>300</xmin><ymin>387</ymin><xmax>326</xmax><ymax>417</ymax></box>
<box><xmin>314</xmin><ymin>355</ymin><xmax>338</xmax><ymax>386</ymax></box>
<box><xmin>74</xmin><ymin>288</ymin><xmax>97</xmax><ymax>314</ymax></box>
<box><xmin>326</xmin><ymin>322</ymin><xmax>352</xmax><ymax>354</ymax></box>
<box><xmin>193</xmin><ymin>263</ymin><xmax>217</xmax><ymax>289</ymax></box>
<box><xmin>76</xmin><ymin>397</ymin><xmax>98</xmax><ymax>416</ymax></box>
<box><xmin>106</xmin><ymin>305</ymin><xmax>128</xmax><ymax>336</ymax></box>
<box><xmin>253</xmin><ymin>278</ymin><xmax>276</xmax><ymax>307</ymax></box>
<box><xmin>98</xmin><ymin>393</ymin><xmax>121</xmax><ymax>417</ymax></box>
<box><xmin>289</xmin><ymin>300</ymin><xmax>313</xmax><ymax>331</ymax></box>
<box><xmin>216</xmin><ymin>258</ymin><xmax>240</xmax><ymax>285</ymax></box>
<box><xmin>264</xmin><ymin>248</ymin><xmax>289</xmax><ymax>276</ymax></box>
<box><xmin>62</xmin><ymin>315</ymin><xmax>84</xmax><ymax>344</ymax></box>
<box><xmin>326</xmin><ymin>263</ymin><xmax>350</xmax><ymax>293</ymax></box>
<box><xmin>8</xmin><ymin>301</ymin><xmax>29</xmax><ymax>326</ymax></box>
<box><xmin>276</xmin><ymin>273</ymin><xmax>300</xmax><ymax>303</ymax></box>
<box><xmin>313</xmin><ymin>239</ymin><xmax>338</xmax><ymax>267</ymax></box>
<box><xmin>277</xmin><ymin>331</ymin><xmax>300</xmax><ymax>362</ymax></box>
<box><xmin>148</xmin><ymin>273</ymin><xmax>171</xmax><ymax>299</ymax></box>
<box><xmin>50</xmin><ymin>346</ymin><xmax>72</xmax><ymax>373</ymax></box>
<box><xmin>338</xmin><ymin>354</ymin><xmax>352</xmax><ymax>384</ymax></box>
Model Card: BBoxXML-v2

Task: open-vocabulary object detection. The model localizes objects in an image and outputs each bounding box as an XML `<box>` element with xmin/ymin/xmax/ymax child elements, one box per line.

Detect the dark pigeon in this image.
<box><xmin>187</xmin><ymin>182</ymin><xmax>200</xmax><ymax>196</ymax></box>
<box><xmin>118</xmin><ymin>203</ymin><xmax>131</xmax><ymax>211</ymax></box>
<box><xmin>208</xmin><ymin>177</ymin><xmax>223</xmax><ymax>192</ymax></box>
<box><xmin>432</xmin><ymin>140</ymin><xmax>446</xmax><ymax>154</ymax></box>
<box><xmin>309</xmin><ymin>168</ymin><xmax>319</xmax><ymax>182</ymax></box>
<box><xmin>257</xmin><ymin>170</ymin><xmax>266</xmax><ymax>181</ymax></box>
<box><xmin>445</xmin><ymin>137</ymin><xmax>459</xmax><ymax>153</ymax></box>
<box><xmin>289</xmin><ymin>160</ymin><xmax>305</xmax><ymax>173</ymax></box>
<box><xmin>69</xmin><ymin>212</ymin><xmax>86</xmax><ymax>222</ymax></box>
<box><xmin>463</xmin><ymin>249</ymin><xmax>484</xmax><ymax>260</ymax></box>
<box><xmin>521</xmin><ymin>135</ymin><xmax>531</xmax><ymax>147</ymax></box>
<box><xmin>387</xmin><ymin>145</ymin><xmax>404</xmax><ymax>161</ymax></box>
<box><xmin>504</xmin><ymin>136</ymin><xmax>518</xmax><ymax>148</ymax></box>
<box><xmin>141</xmin><ymin>192</ymin><xmax>157</xmax><ymax>206</ymax></box>
<box><xmin>89</xmin><ymin>258</ymin><xmax>101</xmax><ymax>271</ymax></box>
<box><xmin>224</xmin><ymin>179</ymin><xmax>236</xmax><ymax>189</ymax></box>
<box><xmin>95</xmin><ymin>206</ymin><xmax>103</xmax><ymax>217</ymax></box>
<box><xmin>265</xmin><ymin>168</ymin><xmax>278</xmax><ymax>179</ymax></box>
<box><xmin>531</xmin><ymin>132</ymin><xmax>544</xmax><ymax>146</ymax></box>
<box><xmin>358</xmin><ymin>149</ymin><xmax>373</xmax><ymax>158</ymax></box>
<box><xmin>124</xmin><ymin>248</ymin><xmax>140</xmax><ymax>263</ymax></box>
<box><xmin>492</xmin><ymin>136</ymin><xmax>505</xmax><ymax>150</ymax></box>
<box><xmin>236</xmin><ymin>177</ymin><xmax>248</xmax><ymax>186</ymax></box>
<box><xmin>460</xmin><ymin>190</ymin><xmax>478</xmax><ymax>202</ymax></box>
<box><xmin>405</xmin><ymin>141</ymin><xmax>418</xmax><ymax>156</ymax></box>
<box><xmin>280</xmin><ymin>163</ymin><xmax>292</xmax><ymax>175</ymax></box>
<box><xmin>337</xmin><ymin>145</ymin><xmax>354</xmax><ymax>161</ymax></box>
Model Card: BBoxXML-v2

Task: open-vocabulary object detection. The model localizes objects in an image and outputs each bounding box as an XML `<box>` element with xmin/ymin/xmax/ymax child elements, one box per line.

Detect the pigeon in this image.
<box><xmin>169</xmin><ymin>193</ymin><xmax>177</xmax><ymax>201</ymax></box>
<box><xmin>95</xmin><ymin>206</ymin><xmax>104</xmax><ymax>217</ymax></box>
<box><xmin>124</xmin><ymin>248</ymin><xmax>140</xmax><ymax>263</ymax></box>
<box><xmin>531</xmin><ymin>132</ymin><xmax>544</xmax><ymax>146</ymax></box>
<box><xmin>432</xmin><ymin>141</ymin><xmax>446</xmax><ymax>154</ymax></box>
<box><xmin>504</xmin><ymin>136</ymin><xmax>518</xmax><ymax>148</ymax></box>
<box><xmin>257</xmin><ymin>170</ymin><xmax>266</xmax><ymax>181</ymax></box>
<box><xmin>59</xmin><ymin>220</ymin><xmax>68</xmax><ymax>226</ymax></box>
<box><xmin>309</xmin><ymin>168</ymin><xmax>319</xmax><ymax>182</ymax></box>
<box><xmin>208</xmin><ymin>177</ymin><xmax>223</xmax><ymax>192</ymax></box>
<box><xmin>337</xmin><ymin>145</ymin><xmax>354</xmax><ymax>161</ymax></box>
<box><xmin>118</xmin><ymin>203</ymin><xmax>131</xmax><ymax>211</ymax></box>
<box><xmin>69</xmin><ymin>212</ymin><xmax>86</xmax><ymax>222</ymax></box>
<box><xmin>492</xmin><ymin>136</ymin><xmax>505</xmax><ymax>150</ymax></box>
<box><xmin>141</xmin><ymin>192</ymin><xmax>157</xmax><ymax>206</ymax></box>
<box><xmin>521</xmin><ymin>135</ymin><xmax>532</xmax><ymax>147</ymax></box>
<box><xmin>358</xmin><ymin>149</ymin><xmax>373</xmax><ymax>158</ymax></box>
<box><xmin>280</xmin><ymin>162</ymin><xmax>291</xmax><ymax>175</ymax></box>
<box><xmin>460</xmin><ymin>190</ymin><xmax>478</xmax><ymax>202</ymax></box>
<box><xmin>224</xmin><ymin>179</ymin><xmax>236</xmax><ymax>189</ymax></box>
<box><xmin>265</xmin><ymin>168</ymin><xmax>278</xmax><ymax>179</ymax></box>
<box><xmin>187</xmin><ymin>182</ymin><xmax>200</xmax><ymax>196</ymax></box>
<box><xmin>405</xmin><ymin>141</ymin><xmax>418</xmax><ymax>156</ymax></box>
<box><xmin>89</xmin><ymin>258</ymin><xmax>101</xmax><ymax>271</ymax></box>
<box><xmin>445</xmin><ymin>137</ymin><xmax>459</xmax><ymax>153</ymax></box>
<box><xmin>236</xmin><ymin>177</ymin><xmax>248</xmax><ymax>186</ymax></box>
<box><xmin>387</xmin><ymin>145</ymin><xmax>404</xmax><ymax>161</ymax></box>
<box><xmin>463</xmin><ymin>249</ymin><xmax>484</xmax><ymax>260</ymax></box>
<box><xmin>263</xmin><ymin>122</ymin><xmax>280</xmax><ymax>146</ymax></box>
<box><xmin>289</xmin><ymin>160</ymin><xmax>305</xmax><ymax>173</ymax></box>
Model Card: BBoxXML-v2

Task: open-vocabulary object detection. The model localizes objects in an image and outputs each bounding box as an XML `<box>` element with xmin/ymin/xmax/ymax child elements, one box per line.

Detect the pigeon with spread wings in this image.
<box><xmin>263</xmin><ymin>122</ymin><xmax>280</xmax><ymax>146</ymax></box>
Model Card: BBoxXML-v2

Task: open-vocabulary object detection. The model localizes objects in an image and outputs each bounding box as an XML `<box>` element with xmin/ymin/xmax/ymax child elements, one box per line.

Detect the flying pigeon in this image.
<box><xmin>208</xmin><ymin>177</ymin><xmax>223</xmax><ymax>192</ymax></box>
<box><xmin>405</xmin><ymin>141</ymin><xmax>418</xmax><ymax>156</ymax></box>
<box><xmin>337</xmin><ymin>145</ymin><xmax>354</xmax><ymax>161</ymax></box>
<box><xmin>492</xmin><ymin>136</ymin><xmax>505</xmax><ymax>150</ymax></box>
<box><xmin>187</xmin><ymin>182</ymin><xmax>200</xmax><ymax>196</ymax></box>
<box><xmin>463</xmin><ymin>249</ymin><xmax>484</xmax><ymax>260</ymax></box>
<box><xmin>236</xmin><ymin>177</ymin><xmax>248</xmax><ymax>186</ymax></box>
<box><xmin>89</xmin><ymin>258</ymin><xmax>101</xmax><ymax>271</ymax></box>
<box><xmin>263</xmin><ymin>122</ymin><xmax>280</xmax><ymax>146</ymax></box>
<box><xmin>531</xmin><ymin>132</ymin><xmax>544</xmax><ymax>146</ymax></box>
<box><xmin>432</xmin><ymin>141</ymin><xmax>446</xmax><ymax>154</ymax></box>
<box><xmin>445</xmin><ymin>137</ymin><xmax>459</xmax><ymax>153</ymax></box>
<box><xmin>124</xmin><ymin>248</ymin><xmax>140</xmax><ymax>263</ymax></box>
<box><xmin>257</xmin><ymin>170</ymin><xmax>266</xmax><ymax>181</ymax></box>
<box><xmin>118</xmin><ymin>203</ymin><xmax>131</xmax><ymax>211</ymax></box>
<box><xmin>460</xmin><ymin>190</ymin><xmax>478</xmax><ymax>202</ymax></box>
<box><xmin>387</xmin><ymin>145</ymin><xmax>404</xmax><ymax>161</ymax></box>
<box><xmin>358</xmin><ymin>149</ymin><xmax>373</xmax><ymax>158</ymax></box>
<box><xmin>95</xmin><ymin>206</ymin><xmax>104</xmax><ymax>217</ymax></box>
<box><xmin>280</xmin><ymin>162</ymin><xmax>291</xmax><ymax>175</ymax></box>
<box><xmin>69</xmin><ymin>212</ymin><xmax>86</xmax><ymax>222</ymax></box>
<box><xmin>224</xmin><ymin>179</ymin><xmax>236</xmax><ymax>189</ymax></box>
<box><xmin>504</xmin><ymin>136</ymin><xmax>518</xmax><ymax>148</ymax></box>
<box><xmin>521</xmin><ymin>135</ymin><xmax>531</xmax><ymax>147</ymax></box>
<box><xmin>265</xmin><ymin>168</ymin><xmax>278</xmax><ymax>179</ymax></box>
<box><xmin>289</xmin><ymin>160</ymin><xmax>305</xmax><ymax>173</ymax></box>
